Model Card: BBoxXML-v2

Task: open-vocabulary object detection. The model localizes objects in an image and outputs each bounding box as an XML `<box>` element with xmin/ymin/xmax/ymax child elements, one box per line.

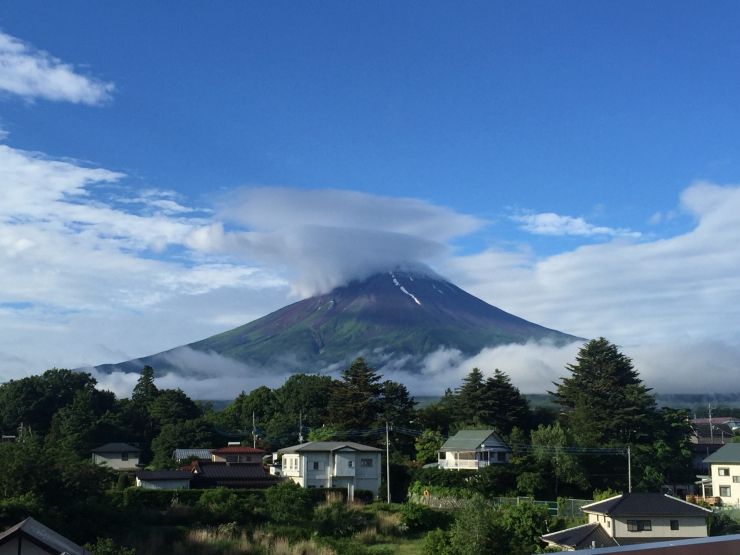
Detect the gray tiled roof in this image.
<box><xmin>173</xmin><ymin>448</ymin><xmax>212</xmax><ymax>460</ymax></box>
<box><xmin>581</xmin><ymin>493</ymin><xmax>711</xmax><ymax>517</ymax></box>
<box><xmin>0</xmin><ymin>517</ymin><xmax>91</xmax><ymax>555</ymax></box>
<box><xmin>439</xmin><ymin>429</ymin><xmax>509</xmax><ymax>452</ymax></box>
<box><xmin>279</xmin><ymin>441</ymin><xmax>382</xmax><ymax>453</ymax></box>
<box><xmin>704</xmin><ymin>443</ymin><xmax>740</xmax><ymax>464</ymax></box>
<box><xmin>91</xmin><ymin>442</ymin><xmax>140</xmax><ymax>453</ymax></box>
<box><xmin>137</xmin><ymin>470</ymin><xmax>192</xmax><ymax>481</ymax></box>
<box><xmin>542</xmin><ymin>522</ymin><xmax>618</xmax><ymax>550</ymax></box>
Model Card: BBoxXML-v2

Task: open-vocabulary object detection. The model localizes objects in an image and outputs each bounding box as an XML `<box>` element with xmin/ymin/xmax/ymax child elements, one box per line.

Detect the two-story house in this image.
<box><xmin>278</xmin><ymin>441</ymin><xmax>382</xmax><ymax>497</ymax></box>
<box><xmin>438</xmin><ymin>429</ymin><xmax>511</xmax><ymax>470</ymax></box>
<box><xmin>703</xmin><ymin>443</ymin><xmax>740</xmax><ymax>507</ymax></box>
<box><xmin>542</xmin><ymin>493</ymin><xmax>711</xmax><ymax>550</ymax></box>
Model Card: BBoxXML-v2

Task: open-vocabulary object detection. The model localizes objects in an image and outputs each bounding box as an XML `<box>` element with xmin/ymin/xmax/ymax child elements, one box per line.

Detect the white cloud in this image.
<box><xmin>0</xmin><ymin>30</ymin><xmax>113</xmax><ymax>104</ymax></box>
<box><xmin>512</xmin><ymin>211</ymin><xmax>641</xmax><ymax>238</ymax></box>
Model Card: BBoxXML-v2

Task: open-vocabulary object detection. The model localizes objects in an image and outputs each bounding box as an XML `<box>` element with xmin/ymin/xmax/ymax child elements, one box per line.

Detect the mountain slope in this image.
<box><xmin>95</xmin><ymin>269</ymin><xmax>580</xmax><ymax>375</ymax></box>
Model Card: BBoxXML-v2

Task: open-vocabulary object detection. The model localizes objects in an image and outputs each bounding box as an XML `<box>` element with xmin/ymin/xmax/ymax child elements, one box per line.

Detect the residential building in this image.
<box><xmin>278</xmin><ymin>441</ymin><xmax>382</xmax><ymax>497</ymax></box>
<box><xmin>542</xmin><ymin>493</ymin><xmax>710</xmax><ymax>551</ymax></box>
<box><xmin>703</xmin><ymin>443</ymin><xmax>740</xmax><ymax>507</ymax></box>
<box><xmin>0</xmin><ymin>517</ymin><xmax>91</xmax><ymax>555</ymax></box>
<box><xmin>136</xmin><ymin>470</ymin><xmax>192</xmax><ymax>490</ymax></box>
<box><xmin>172</xmin><ymin>448</ymin><xmax>212</xmax><ymax>464</ymax></box>
<box><xmin>187</xmin><ymin>460</ymin><xmax>279</xmax><ymax>489</ymax></box>
<box><xmin>210</xmin><ymin>446</ymin><xmax>264</xmax><ymax>463</ymax></box>
<box><xmin>91</xmin><ymin>442</ymin><xmax>140</xmax><ymax>470</ymax></box>
<box><xmin>437</xmin><ymin>429</ymin><xmax>510</xmax><ymax>470</ymax></box>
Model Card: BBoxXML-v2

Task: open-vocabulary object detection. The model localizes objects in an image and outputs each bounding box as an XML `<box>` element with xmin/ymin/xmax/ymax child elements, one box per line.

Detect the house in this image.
<box><xmin>91</xmin><ymin>442</ymin><xmax>140</xmax><ymax>470</ymax></box>
<box><xmin>572</xmin><ymin>533</ymin><xmax>740</xmax><ymax>555</ymax></box>
<box><xmin>136</xmin><ymin>470</ymin><xmax>192</xmax><ymax>490</ymax></box>
<box><xmin>0</xmin><ymin>517</ymin><xmax>92</xmax><ymax>555</ymax></box>
<box><xmin>278</xmin><ymin>441</ymin><xmax>382</xmax><ymax>497</ymax></box>
<box><xmin>210</xmin><ymin>446</ymin><xmax>264</xmax><ymax>463</ymax></box>
<box><xmin>187</xmin><ymin>460</ymin><xmax>279</xmax><ymax>489</ymax></box>
<box><xmin>437</xmin><ymin>429</ymin><xmax>511</xmax><ymax>470</ymax></box>
<box><xmin>542</xmin><ymin>493</ymin><xmax>711</xmax><ymax>551</ymax></box>
<box><xmin>703</xmin><ymin>443</ymin><xmax>740</xmax><ymax>507</ymax></box>
<box><xmin>172</xmin><ymin>448</ymin><xmax>212</xmax><ymax>464</ymax></box>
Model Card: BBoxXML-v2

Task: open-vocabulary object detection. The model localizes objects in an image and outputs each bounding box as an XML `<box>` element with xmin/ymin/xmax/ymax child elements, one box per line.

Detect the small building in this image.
<box><xmin>210</xmin><ymin>446</ymin><xmax>264</xmax><ymax>463</ymax></box>
<box><xmin>703</xmin><ymin>443</ymin><xmax>740</xmax><ymax>507</ymax></box>
<box><xmin>91</xmin><ymin>442</ymin><xmax>140</xmax><ymax>470</ymax></box>
<box><xmin>172</xmin><ymin>448</ymin><xmax>212</xmax><ymax>464</ymax></box>
<box><xmin>0</xmin><ymin>517</ymin><xmax>91</xmax><ymax>554</ymax></box>
<box><xmin>136</xmin><ymin>470</ymin><xmax>192</xmax><ymax>490</ymax></box>
<box><xmin>278</xmin><ymin>441</ymin><xmax>382</xmax><ymax>497</ymax></box>
<box><xmin>438</xmin><ymin>429</ymin><xmax>510</xmax><ymax>470</ymax></box>
<box><xmin>542</xmin><ymin>493</ymin><xmax>711</xmax><ymax>551</ymax></box>
<box><xmin>188</xmin><ymin>460</ymin><xmax>279</xmax><ymax>489</ymax></box>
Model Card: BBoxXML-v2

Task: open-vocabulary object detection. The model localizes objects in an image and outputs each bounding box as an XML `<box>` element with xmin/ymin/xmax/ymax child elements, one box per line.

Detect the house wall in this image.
<box><xmin>587</xmin><ymin>512</ymin><xmax>615</xmax><ymax>536</ymax></box>
<box><xmin>136</xmin><ymin>478</ymin><xmax>190</xmax><ymax>490</ymax></box>
<box><xmin>0</xmin><ymin>536</ymin><xmax>56</xmax><ymax>554</ymax></box>
<box><xmin>281</xmin><ymin>451</ymin><xmax>381</xmax><ymax>495</ymax></box>
<box><xmin>212</xmin><ymin>453</ymin><xmax>259</xmax><ymax>463</ymax></box>
<box><xmin>92</xmin><ymin>452</ymin><xmax>139</xmax><ymax>470</ymax></box>
<box><xmin>711</xmin><ymin>463</ymin><xmax>740</xmax><ymax>507</ymax></box>
<box><xmin>612</xmin><ymin>516</ymin><xmax>707</xmax><ymax>539</ymax></box>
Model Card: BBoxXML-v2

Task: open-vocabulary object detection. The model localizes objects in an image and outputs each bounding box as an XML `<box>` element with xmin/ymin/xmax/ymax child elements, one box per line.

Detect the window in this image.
<box><xmin>313</xmin><ymin>461</ymin><xmax>320</xmax><ymax>470</ymax></box>
<box><xmin>348</xmin><ymin>460</ymin><xmax>353</xmax><ymax>468</ymax></box>
<box><xmin>720</xmin><ymin>486</ymin><xmax>731</xmax><ymax>497</ymax></box>
<box><xmin>121</xmin><ymin>453</ymin><xmax>129</xmax><ymax>461</ymax></box>
<box><xmin>607</xmin><ymin>520</ymin><xmax>610</xmax><ymax>528</ymax></box>
<box><xmin>670</xmin><ymin>520</ymin><xmax>679</xmax><ymax>530</ymax></box>
<box><xmin>733</xmin><ymin>476</ymin><xmax>740</xmax><ymax>483</ymax></box>
<box><xmin>719</xmin><ymin>468</ymin><xmax>730</xmax><ymax>476</ymax></box>
<box><xmin>627</xmin><ymin>520</ymin><xmax>652</xmax><ymax>532</ymax></box>
<box><xmin>361</xmin><ymin>458</ymin><xmax>373</xmax><ymax>467</ymax></box>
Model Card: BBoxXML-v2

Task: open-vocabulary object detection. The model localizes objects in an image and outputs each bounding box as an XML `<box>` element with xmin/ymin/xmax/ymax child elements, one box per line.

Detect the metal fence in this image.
<box><xmin>410</xmin><ymin>493</ymin><xmax>591</xmax><ymax>517</ymax></box>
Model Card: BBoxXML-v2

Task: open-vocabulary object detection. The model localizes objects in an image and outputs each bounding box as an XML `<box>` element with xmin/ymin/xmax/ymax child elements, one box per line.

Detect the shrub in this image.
<box><xmin>314</xmin><ymin>502</ymin><xmax>371</xmax><ymax>537</ymax></box>
<box><xmin>422</xmin><ymin>529</ymin><xmax>451</xmax><ymax>555</ymax></box>
<box><xmin>84</xmin><ymin>538</ymin><xmax>136</xmax><ymax>555</ymax></box>
<box><xmin>399</xmin><ymin>502</ymin><xmax>451</xmax><ymax>533</ymax></box>
<box><xmin>265</xmin><ymin>481</ymin><xmax>313</xmax><ymax>524</ymax></box>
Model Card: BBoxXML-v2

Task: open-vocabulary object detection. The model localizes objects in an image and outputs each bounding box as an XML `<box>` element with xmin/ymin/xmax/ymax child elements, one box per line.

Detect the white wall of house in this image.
<box><xmin>281</xmin><ymin>450</ymin><xmax>381</xmax><ymax>495</ymax></box>
<box><xmin>586</xmin><ymin>512</ymin><xmax>707</xmax><ymax>539</ymax></box>
<box><xmin>711</xmin><ymin>463</ymin><xmax>740</xmax><ymax>507</ymax></box>
<box><xmin>136</xmin><ymin>478</ymin><xmax>190</xmax><ymax>490</ymax></box>
<box><xmin>92</xmin><ymin>452</ymin><xmax>139</xmax><ymax>470</ymax></box>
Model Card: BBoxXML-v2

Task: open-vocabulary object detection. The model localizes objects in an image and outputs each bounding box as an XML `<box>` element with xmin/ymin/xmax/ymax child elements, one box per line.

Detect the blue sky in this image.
<box><xmin>1</xmin><ymin>2</ymin><xmax>740</xmax><ymax>395</ymax></box>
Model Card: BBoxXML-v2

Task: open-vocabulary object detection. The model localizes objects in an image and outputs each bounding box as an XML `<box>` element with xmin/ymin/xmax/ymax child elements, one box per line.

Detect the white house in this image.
<box><xmin>438</xmin><ymin>429</ymin><xmax>510</xmax><ymax>470</ymax></box>
<box><xmin>278</xmin><ymin>441</ymin><xmax>382</xmax><ymax>497</ymax></box>
<box><xmin>542</xmin><ymin>493</ymin><xmax>711</xmax><ymax>551</ymax></box>
<box><xmin>703</xmin><ymin>443</ymin><xmax>740</xmax><ymax>507</ymax></box>
<box><xmin>91</xmin><ymin>442</ymin><xmax>140</xmax><ymax>470</ymax></box>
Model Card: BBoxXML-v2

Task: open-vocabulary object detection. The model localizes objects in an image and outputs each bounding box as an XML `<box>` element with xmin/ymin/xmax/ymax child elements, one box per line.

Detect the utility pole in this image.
<box><xmin>252</xmin><ymin>410</ymin><xmax>257</xmax><ymax>449</ymax></box>
<box><xmin>298</xmin><ymin>410</ymin><xmax>304</xmax><ymax>443</ymax></box>
<box><xmin>627</xmin><ymin>445</ymin><xmax>632</xmax><ymax>493</ymax></box>
<box><xmin>709</xmin><ymin>403</ymin><xmax>714</xmax><ymax>444</ymax></box>
<box><xmin>386</xmin><ymin>420</ymin><xmax>391</xmax><ymax>503</ymax></box>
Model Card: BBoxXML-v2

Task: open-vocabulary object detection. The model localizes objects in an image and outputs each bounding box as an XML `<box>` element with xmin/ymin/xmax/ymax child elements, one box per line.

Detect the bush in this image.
<box><xmin>399</xmin><ymin>502</ymin><xmax>451</xmax><ymax>532</ymax></box>
<box><xmin>314</xmin><ymin>502</ymin><xmax>371</xmax><ymax>537</ymax></box>
<box><xmin>265</xmin><ymin>481</ymin><xmax>313</xmax><ymax>524</ymax></box>
<box><xmin>84</xmin><ymin>538</ymin><xmax>136</xmax><ymax>555</ymax></box>
<box><xmin>422</xmin><ymin>529</ymin><xmax>451</xmax><ymax>555</ymax></box>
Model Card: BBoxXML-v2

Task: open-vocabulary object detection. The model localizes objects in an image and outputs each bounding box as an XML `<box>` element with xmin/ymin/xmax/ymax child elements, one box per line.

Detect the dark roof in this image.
<box><xmin>581</xmin><ymin>493</ymin><xmax>711</xmax><ymax>517</ymax></box>
<box><xmin>173</xmin><ymin>448</ymin><xmax>212</xmax><ymax>460</ymax></box>
<box><xmin>136</xmin><ymin>470</ymin><xmax>192</xmax><ymax>481</ymax></box>
<box><xmin>191</xmin><ymin>461</ymin><xmax>270</xmax><ymax>479</ymax></box>
<box><xmin>575</xmin><ymin>533</ymin><xmax>740</xmax><ymax>553</ymax></box>
<box><xmin>439</xmin><ymin>429</ymin><xmax>510</xmax><ymax>452</ymax></box>
<box><xmin>279</xmin><ymin>441</ymin><xmax>382</xmax><ymax>454</ymax></box>
<box><xmin>542</xmin><ymin>523</ymin><xmax>618</xmax><ymax>550</ymax></box>
<box><xmin>211</xmin><ymin>446</ymin><xmax>264</xmax><ymax>455</ymax></box>
<box><xmin>91</xmin><ymin>442</ymin><xmax>140</xmax><ymax>453</ymax></box>
<box><xmin>704</xmin><ymin>443</ymin><xmax>740</xmax><ymax>464</ymax></box>
<box><xmin>0</xmin><ymin>517</ymin><xmax>91</xmax><ymax>554</ymax></box>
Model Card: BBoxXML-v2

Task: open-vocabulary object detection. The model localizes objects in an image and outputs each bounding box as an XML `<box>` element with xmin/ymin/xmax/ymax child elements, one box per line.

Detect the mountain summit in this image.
<box><xmin>95</xmin><ymin>269</ymin><xmax>580</xmax><ymax>376</ymax></box>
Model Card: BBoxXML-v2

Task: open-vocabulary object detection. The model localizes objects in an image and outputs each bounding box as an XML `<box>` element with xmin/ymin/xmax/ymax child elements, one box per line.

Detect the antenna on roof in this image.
<box><xmin>298</xmin><ymin>410</ymin><xmax>304</xmax><ymax>443</ymax></box>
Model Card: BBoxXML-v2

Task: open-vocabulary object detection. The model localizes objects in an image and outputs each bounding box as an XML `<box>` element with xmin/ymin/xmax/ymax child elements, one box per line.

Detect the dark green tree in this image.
<box><xmin>530</xmin><ymin>422</ymin><xmax>586</xmax><ymax>497</ymax></box>
<box><xmin>328</xmin><ymin>358</ymin><xmax>382</xmax><ymax>431</ymax></box>
<box><xmin>415</xmin><ymin>429</ymin><xmax>445</xmax><ymax>464</ymax></box>
<box><xmin>131</xmin><ymin>366</ymin><xmax>158</xmax><ymax>406</ymax></box>
<box><xmin>150</xmin><ymin>417</ymin><xmax>216</xmax><ymax>469</ymax></box>
<box><xmin>479</xmin><ymin>369</ymin><xmax>531</xmax><ymax>436</ymax></box>
<box><xmin>148</xmin><ymin>388</ymin><xmax>200</xmax><ymax>428</ymax></box>
<box><xmin>454</xmin><ymin>368</ymin><xmax>486</xmax><ymax>426</ymax></box>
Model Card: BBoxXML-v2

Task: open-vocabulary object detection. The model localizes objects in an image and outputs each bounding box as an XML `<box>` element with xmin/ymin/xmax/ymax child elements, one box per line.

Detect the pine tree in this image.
<box><xmin>552</xmin><ymin>338</ymin><xmax>656</xmax><ymax>447</ymax></box>
<box><xmin>131</xmin><ymin>366</ymin><xmax>158</xmax><ymax>406</ymax></box>
<box><xmin>479</xmin><ymin>369</ymin><xmax>531</xmax><ymax>436</ymax></box>
<box><xmin>328</xmin><ymin>358</ymin><xmax>382</xmax><ymax>431</ymax></box>
<box><xmin>454</xmin><ymin>368</ymin><xmax>486</xmax><ymax>425</ymax></box>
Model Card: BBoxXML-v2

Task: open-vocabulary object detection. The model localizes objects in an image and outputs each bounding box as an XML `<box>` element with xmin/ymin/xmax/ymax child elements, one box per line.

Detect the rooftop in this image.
<box><xmin>581</xmin><ymin>493</ymin><xmax>711</xmax><ymax>518</ymax></box>
<box><xmin>0</xmin><ymin>517</ymin><xmax>91</xmax><ymax>555</ymax></box>
<box><xmin>542</xmin><ymin>522</ymin><xmax>618</xmax><ymax>550</ymax></box>
<box><xmin>91</xmin><ymin>442</ymin><xmax>140</xmax><ymax>454</ymax></box>
<box><xmin>704</xmin><ymin>443</ymin><xmax>740</xmax><ymax>464</ymax></box>
<box><xmin>279</xmin><ymin>441</ymin><xmax>382</xmax><ymax>453</ymax></box>
<box><xmin>439</xmin><ymin>429</ymin><xmax>509</xmax><ymax>452</ymax></box>
<box><xmin>211</xmin><ymin>446</ymin><xmax>265</xmax><ymax>455</ymax></box>
<box><xmin>136</xmin><ymin>470</ymin><xmax>192</xmax><ymax>481</ymax></box>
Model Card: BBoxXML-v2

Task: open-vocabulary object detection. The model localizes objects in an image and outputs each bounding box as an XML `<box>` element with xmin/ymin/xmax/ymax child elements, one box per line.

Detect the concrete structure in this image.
<box><xmin>278</xmin><ymin>441</ymin><xmax>382</xmax><ymax>497</ymax></box>
<box><xmin>703</xmin><ymin>443</ymin><xmax>740</xmax><ymax>507</ymax></box>
<box><xmin>91</xmin><ymin>442</ymin><xmax>140</xmax><ymax>470</ymax></box>
<box><xmin>0</xmin><ymin>517</ymin><xmax>91</xmax><ymax>554</ymax></box>
<box><xmin>438</xmin><ymin>429</ymin><xmax>510</xmax><ymax>470</ymax></box>
<box><xmin>542</xmin><ymin>493</ymin><xmax>711</xmax><ymax>551</ymax></box>
<box><xmin>136</xmin><ymin>470</ymin><xmax>192</xmax><ymax>490</ymax></box>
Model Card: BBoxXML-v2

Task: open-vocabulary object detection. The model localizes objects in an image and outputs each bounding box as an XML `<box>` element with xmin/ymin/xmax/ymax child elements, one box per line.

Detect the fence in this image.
<box><xmin>410</xmin><ymin>493</ymin><xmax>590</xmax><ymax>517</ymax></box>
